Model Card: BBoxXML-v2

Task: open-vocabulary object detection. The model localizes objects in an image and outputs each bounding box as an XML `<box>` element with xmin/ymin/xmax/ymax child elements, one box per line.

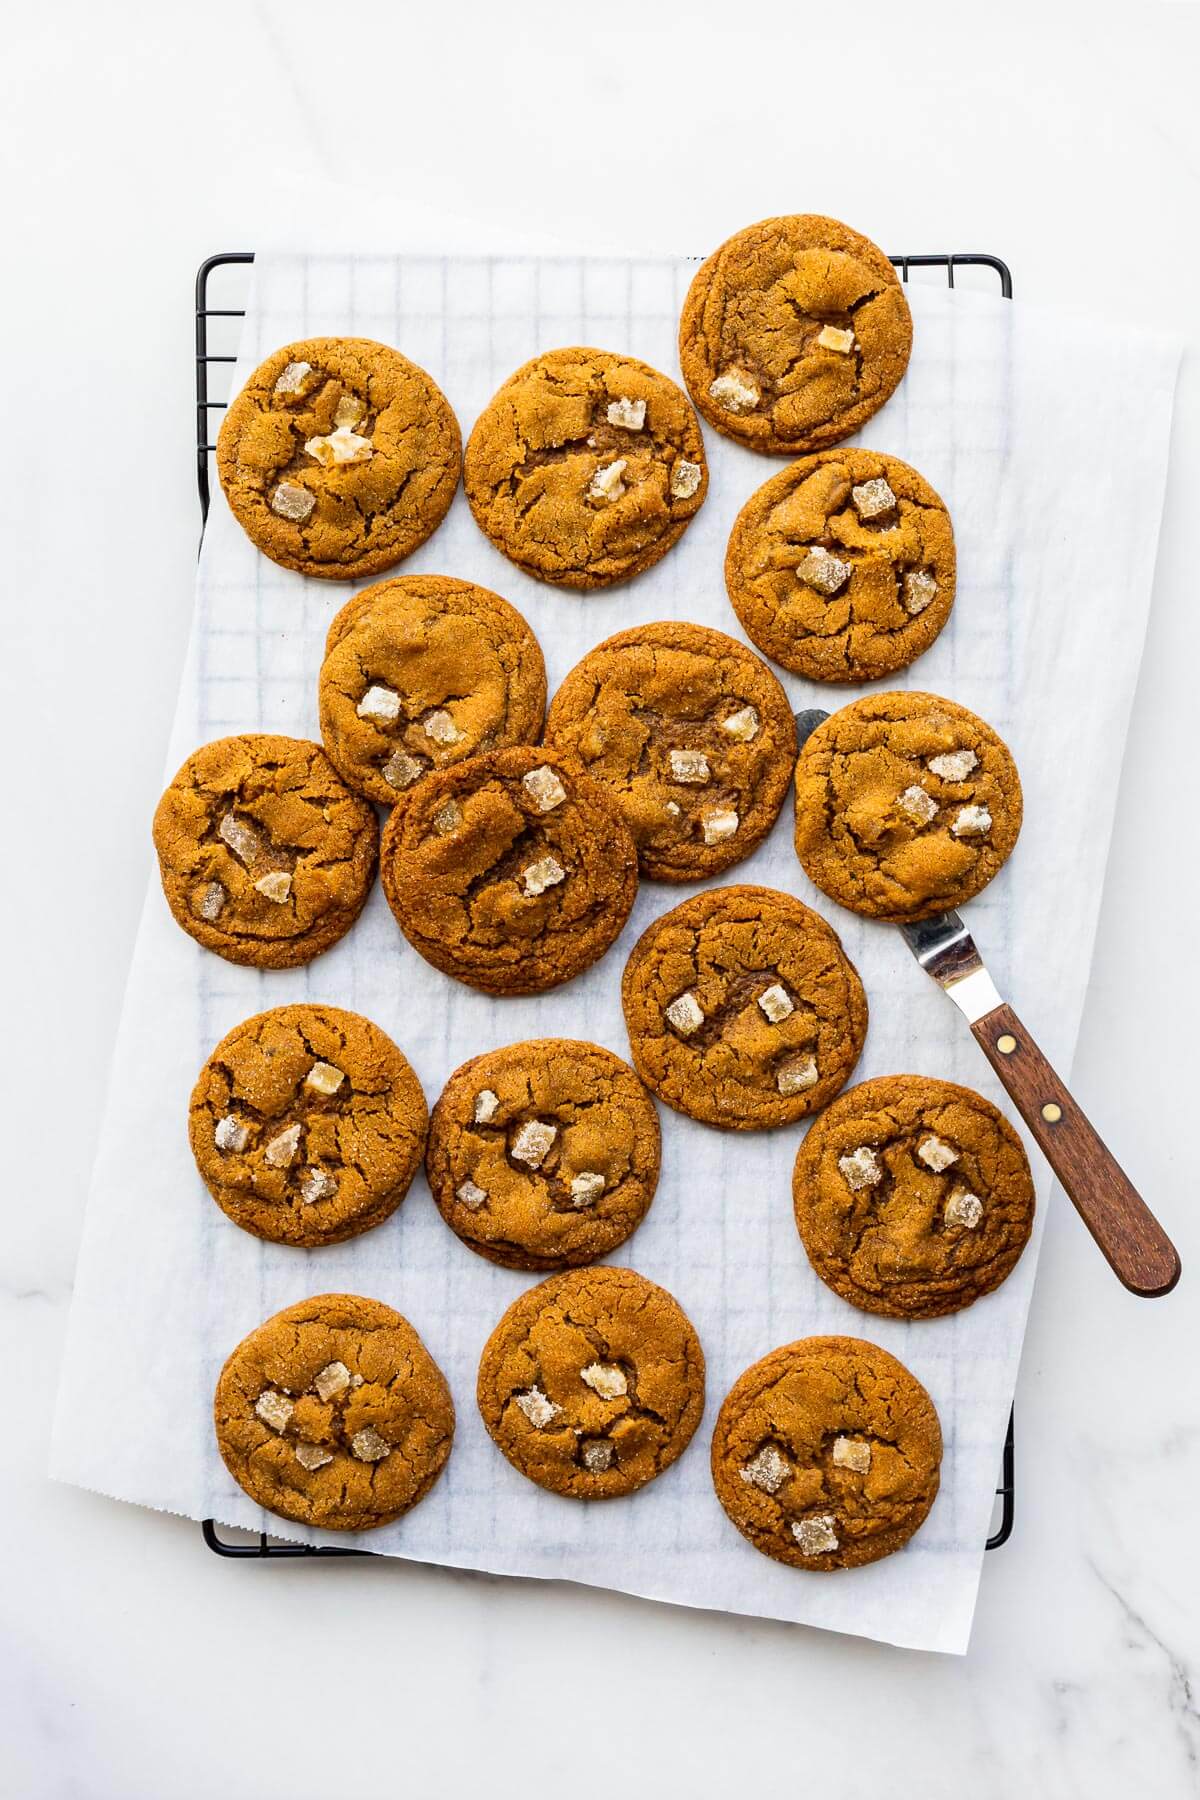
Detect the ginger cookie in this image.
<box><xmin>711</xmin><ymin>1336</ymin><xmax>941</xmax><ymax>1570</ymax></box>
<box><xmin>318</xmin><ymin>575</ymin><xmax>547</xmax><ymax>805</ymax></box>
<box><xmin>680</xmin><ymin>215</ymin><xmax>911</xmax><ymax>456</ymax></box>
<box><xmin>725</xmin><ymin>450</ymin><xmax>955</xmax><ymax>682</ymax></box>
<box><xmin>427</xmin><ymin>1039</ymin><xmax>660</xmax><ymax>1271</ymax></box>
<box><xmin>214</xmin><ymin>1293</ymin><xmax>454</xmax><ymax>1532</ymax></box>
<box><xmin>476</xmin><ymin>1266</ymin><xmax>704</xmax><ymax>1499</ymax></box>
<box><xmin>189</xmin><ymin>1004</ymin><xmax>428</xmax><ymax>1249</ymax></box>
<box><xmin>794</xmin><ymin>692</ymin><xmax>1023</xmax><ymax>922</ymax></box>
<box><xmin>152</xmin><ymin>735</ymin><xmax>378</xmax><ymax>968</ymax></box>
<box><xmin>792</xmin><ymin>1075</ymin><xmax>1035</xmax><ymax>1319</ymax></box>
<box><xmin>544</xmin><ymin>621</ymin><xmax>797</xmax><ymax>881</ymax></box>
<box><xmin>216</xmin><ymin>337</ymin><xmax>460</xmax><ymax>580</ymax></box>
<box><xmin>380</xmin><ymin>745</ymin><xmax>638</xmax><ymax>995</ymax></box>
<box><xmin>621</xmin><ymin>884</ymin><xmax>867</xmax><ymax>1131</ymax></box>
<box><xmin>463</xmin><ymin>346</ymin><xmax>707</xmax><ymax>589</ymax></box>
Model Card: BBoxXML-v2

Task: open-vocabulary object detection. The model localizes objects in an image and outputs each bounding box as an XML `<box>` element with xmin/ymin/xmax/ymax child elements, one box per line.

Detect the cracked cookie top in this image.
<box><xmin>380</xmin><ymin>745</ymin><xmax>639</xmax><ymax>995</ymax></box>
<box><xmin>725</xmin><ymin>450</ymin><xmax>955</xmax><ymax>682</ymax></box>
<box><xmin>679</xmin><ymin>214</ymin><xmax>912</xmax><ymax>456</ymax></box>
<box><xmin>792</xmin><ymin>1075</ymin><xmax>1035</xmax><ymax>1318</ymax></box>
<box><xmin>463</xmin><ymin>347</ymin><xmax>708</xmax><ymax>589</ymax></box>
<box><xmin>152</xmin><ymin>734</ymin><xmax>379</xmax><ymax>968</ymax></box>
<box><xmin>190</xmin><ymin>1004</ymin><xmax>428</xmax><ymax>1249</ymax></box>
<box><xmin>544</xmin><ymin>621</ymin><xmax>797</xmax><ymax>881</ymax></box>
<box><xmin>711</xmin><ymin>1335</ymin><xmax>942</xmax><ymax>1570</ymax></box>
<box><xmin>476</xmin><ymin>1266</ymin><xmax>705</xmax><ymax>1499</ymax></box>
<box><xmin>214</xmin><ymin>1293</ymin><xmax>454</xmax><ymax>1531</ymax></box>
<box><xmin>794</xmin><ymin>692</ymin><xmax>1023</xmax><ymax>922</ymax></box>
<box><xmin>318</xmin><ymin>575</ymin><xmax>547</xmax><ymax>805</ymax></box>
<box><xmin>621</xmin><ymin>884</ymin><xmax>868</xmax><ymax>1130</ymax></box>
<box><xmin>427</xmin><ymin>1039</ymin><xmax>660</xmax><ymax>1271</ymax></box>
<box><xmin>216</xmin><ymin>337</ymin><xmax>461</xmax><ymax>580</ymax></box>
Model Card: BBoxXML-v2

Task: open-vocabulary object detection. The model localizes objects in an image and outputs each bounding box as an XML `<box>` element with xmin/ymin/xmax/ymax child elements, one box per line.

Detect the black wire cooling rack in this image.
<box><xmin>195</xmin><ymin>248</ymin><xmax>1017</xmax><ymax>1560</ymax></box>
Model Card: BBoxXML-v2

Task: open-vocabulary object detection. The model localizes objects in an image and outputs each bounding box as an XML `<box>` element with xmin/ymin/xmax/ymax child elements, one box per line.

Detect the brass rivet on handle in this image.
<box><xmin>1042</xmin><ymin>1102</ymin><xmax>1063</xmax><ymax>1124</ymax></box>
<box><xmin>996</xmin><ymin>1034</ymin><xmax>1017</xmax><ymax>1055</ymax></box>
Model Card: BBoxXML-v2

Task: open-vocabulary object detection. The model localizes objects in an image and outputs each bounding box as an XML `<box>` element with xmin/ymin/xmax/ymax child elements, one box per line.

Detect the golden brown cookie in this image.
<box><xmin>476</xmin><ymin>1266</ymin><xmax>704</xmax><ymax>1499</ymax></box>
<box><xmin>621</xmin><ymin>884</ymin><xmax>868</xmax><ymax>1131</ymax></box>
<box><xmin>214</xmin><ymin>1294</ymin><xmax>454</xmax><ymax>1531</ymax></box>
<box><xmin>544</xmin><ymin>622</ymin><xmax>797</xmax><ymax>881</ymax></box>
<box><xmin>216</xmin><ymin>337</ymin><xmax>460</xmax><ymax>579</ymax></box>
<box><xmin>792</xmin><ymin>1075</ymin><xmax>1035</xmax><ymax>1318</ymax></box>
<box><xmin>794</xmin><ymin>692</ymin><xmax>1023</xmax><ymax>922</ymax></box>
<box><xmin>680</xmin><ymin>215</ymin><xmax>911</xmax><ymax>456</ymax></box>
<box><xmin>152</xmin><ymin>735</ymin><xmax>378</xmax><ymax>968</ymax></box>
<box><xmin>711</xmin><ymin>1336</ymin><xmax>941</xmax><ymax>1570</ymax></box>
<box><xmin>189</xmin><ymin>1005</ymin><xmax>428</xmax><ymax>1249</ymax></box>
<box><xmin>463</xmin><ymin>347</ymin><xmax>707</xmax><ymax>589</ymax></box>
<box><xmin>318</xmin><ymin>575</ymin><xmax>547</xmax><ymax>805</ymax></box>
<box><xmin>380</xmin><ymin>745</ymin><xmax>639</xmax><ymax>995</ymax></box>
<box><xmin>725</xmin><ymin>450</ymin><xmax>955</xmax><ymax>682</ymax></box>
<box><xmin>427</xmin><ymin>1040</ymin><xmax>660</xmax><ymax>1271</ymax></box>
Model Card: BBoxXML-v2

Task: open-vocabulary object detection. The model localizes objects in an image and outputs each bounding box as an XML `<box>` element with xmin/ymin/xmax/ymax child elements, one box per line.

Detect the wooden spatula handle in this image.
<box><xmin>973</xmin><ymin>1004</ymin><xmax>1180</xmax><ymax>1297</ymax></box>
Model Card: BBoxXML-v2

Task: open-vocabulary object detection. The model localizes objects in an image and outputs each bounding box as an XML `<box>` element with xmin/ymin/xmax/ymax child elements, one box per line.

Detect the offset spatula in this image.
<box><xmin>795</xmin><ymin>709</ymin><xmax>1180</xmax><ymax>1298</ymax></box>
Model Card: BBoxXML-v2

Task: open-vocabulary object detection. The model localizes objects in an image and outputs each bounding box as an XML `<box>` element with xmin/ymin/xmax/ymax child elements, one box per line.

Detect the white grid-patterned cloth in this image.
<box><xmin>51</xmin><ymin>253</ymin><xmax>1178</xmax><ymax>1653</ymax></box>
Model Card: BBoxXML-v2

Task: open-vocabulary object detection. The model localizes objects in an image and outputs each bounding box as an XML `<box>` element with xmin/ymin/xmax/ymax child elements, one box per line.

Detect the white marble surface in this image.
<box><xmin>2</xmin><ymin>2</ymin><xmax>1198</xmax><ymax>1794</ymax></box>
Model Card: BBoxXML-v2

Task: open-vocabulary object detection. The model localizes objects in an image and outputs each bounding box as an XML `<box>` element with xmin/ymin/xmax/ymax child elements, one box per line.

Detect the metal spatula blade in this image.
<box><xmin>793</xmin><ymin>707</ymin><xmax>1180</xmax><ymax>1297</ymax></box>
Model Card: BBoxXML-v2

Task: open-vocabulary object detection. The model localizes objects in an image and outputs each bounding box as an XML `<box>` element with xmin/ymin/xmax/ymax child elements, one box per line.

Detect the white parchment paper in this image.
<box><xmin>51</xmin><ymin>253</ymin><xmax>1179</xmax><ymax>1653</ymax></box>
